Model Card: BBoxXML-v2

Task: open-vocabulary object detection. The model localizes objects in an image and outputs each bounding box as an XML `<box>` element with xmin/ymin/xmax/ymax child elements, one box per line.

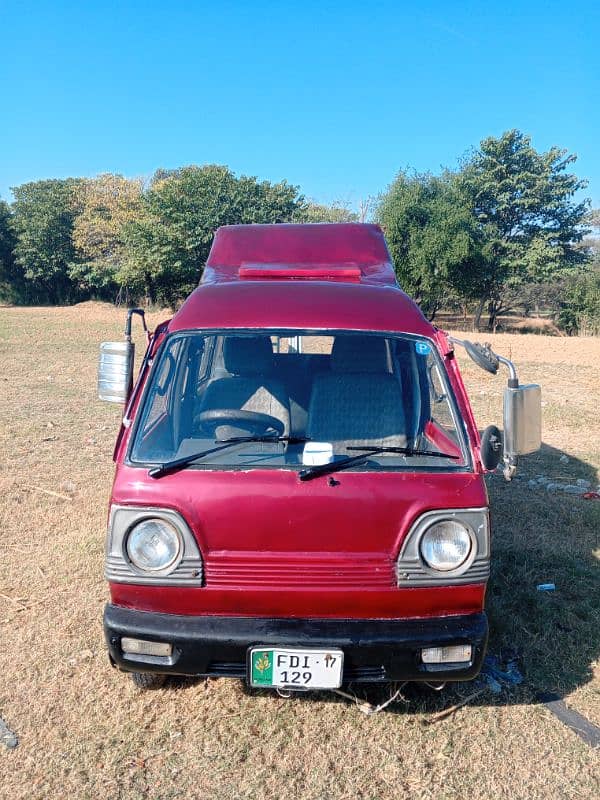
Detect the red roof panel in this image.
<box><xmin>203</xmin><ymin>223</ymin><xmax>397</xmax><ymax>286</ymax></box>
<box><xmin>169</xmin><ymin>280</ymin><xmax>434</xmax><ymax>338</ymax></box>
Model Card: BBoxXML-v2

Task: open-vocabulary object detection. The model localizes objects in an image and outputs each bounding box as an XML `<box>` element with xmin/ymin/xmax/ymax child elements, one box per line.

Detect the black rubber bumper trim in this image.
<box><xmin>104</xmin><ymin>605</ymin><xmax>488</xmax><ymax>683</ymax></box>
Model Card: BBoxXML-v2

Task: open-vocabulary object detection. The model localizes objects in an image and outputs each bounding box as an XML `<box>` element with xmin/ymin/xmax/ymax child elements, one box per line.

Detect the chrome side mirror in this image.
<box><xmin>449</xmin><ymin>336</ymin><xmax>542</xmax><ymax>480</ymax></box>
<box><xmin>98</xmin><ymin>341</ymin><xmax>134</xmax><ymax>403</ymax></box>
<box><xmin>98</xmin><ymin>308</ymin><xmax>148</xmax><ymax>404</ymax></box>
<box><xmin>503</xmin><ymin>384</ymin><xmax>542</xmax><ymax>458</ymax></box>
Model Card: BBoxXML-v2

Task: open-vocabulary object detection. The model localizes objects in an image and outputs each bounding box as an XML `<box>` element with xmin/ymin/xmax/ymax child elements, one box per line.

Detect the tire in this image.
<box><xmin>130</xmin><ymin>671</ymin><xmax>167</xmax><ymax>690</ymax></box>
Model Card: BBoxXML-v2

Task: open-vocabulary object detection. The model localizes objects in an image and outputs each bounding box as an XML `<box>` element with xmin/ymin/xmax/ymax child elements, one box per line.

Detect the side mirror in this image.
<box><xmin>449</xmin><ymin>336</ymin><xmax>542</xmax><ymax>480</ymax></box>
<box><xmin>98</xmin><ymin>341</ymin><xmax>134</xmax><ymax>403</ymax></box>
<box><xmin>503</xmin><ymin>383</ymin><xmax>542</xmax><ymax>459</ymax></box>
<box><xmin>480</xmin><ymin>425</ymin><xmax>503</xmax><ymax>470</ymax></box>
<box><xmin>464</xmin><ymin>341</ymin><xmax>499</xmax><ymax>375</ymax></box>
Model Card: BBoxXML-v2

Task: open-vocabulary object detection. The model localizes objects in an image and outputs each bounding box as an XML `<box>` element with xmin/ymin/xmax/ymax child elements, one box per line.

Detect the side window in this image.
<box><xmin>186</xmin><ymin>338</ymin><xmax>213</xmax><ymax>421</ymax></box>
<box><xmin>395</xmin><ymin>340</ymin><xmax>423</xmax><ymax>440</ymax></box>
<box><xmin>142</xmin><ymin>339</ymin><xmax>183</xmax><ymax>430</ymax></box>
<box><xmin>196</xmin><ymin>338</ymin><xmax>213</xmax><ymax>388</ymax></box>
<box><xmin>427</xmin><ymin>353</ymin><xmax>459</xmax><ymax>444</ymax></box>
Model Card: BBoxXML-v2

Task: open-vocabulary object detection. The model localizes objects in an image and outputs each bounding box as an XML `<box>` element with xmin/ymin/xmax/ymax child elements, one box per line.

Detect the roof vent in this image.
<box><xmin>238</xmin><ymin>264</ymin><xmax>362</xmax><ymax>281</ymax></box>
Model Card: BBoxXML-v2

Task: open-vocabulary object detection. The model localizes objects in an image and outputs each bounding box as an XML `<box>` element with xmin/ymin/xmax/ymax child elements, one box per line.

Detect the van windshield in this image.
<box><xmin>129</xmin><ymin>331</ymin><xmax>470</xmax><ymax>472</ymax></box>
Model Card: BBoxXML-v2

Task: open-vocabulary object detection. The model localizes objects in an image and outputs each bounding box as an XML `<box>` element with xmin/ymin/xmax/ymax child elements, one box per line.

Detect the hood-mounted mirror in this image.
<box><xmin>463</xmin><ymin>341</ymin><xmax>499</xmax><ymax>375</ymax></box>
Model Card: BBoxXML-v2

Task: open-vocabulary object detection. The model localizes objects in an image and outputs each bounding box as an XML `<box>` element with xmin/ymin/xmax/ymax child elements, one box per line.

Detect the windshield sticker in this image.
<box><xmin>415</xmin><ymin>341</ymin><xmax>431</xmax><ymax>356</ymax></box>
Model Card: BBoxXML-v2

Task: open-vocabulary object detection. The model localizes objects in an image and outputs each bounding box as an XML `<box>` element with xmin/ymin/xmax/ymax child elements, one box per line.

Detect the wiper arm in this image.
<box><xmin>299</xmin><ymin>445</ymin><xmax>460</xmax><ymax>482</ymax></box>
<box><xmin>299</xmin><ymin>451</ymin><xmax>373</xmax><ymax>481</ymax></box>
<box><xmin>149</xmin><ymin>436</ymin><xmax>310</xmax><ymax>479</ymax></box>
<box><xmin>217</xmin><ymin>435</ymin><xmax>310</xmax><ymax>445</ymax></box>
<box><xmin>149</xmin><ymin>441</ymin><xmax>246</xmax><ymax>478</ymax></box>
<box><xmin>347</xmin><ymin>446</ymin><xmax>460</xmax><ymax>460</ymax></box>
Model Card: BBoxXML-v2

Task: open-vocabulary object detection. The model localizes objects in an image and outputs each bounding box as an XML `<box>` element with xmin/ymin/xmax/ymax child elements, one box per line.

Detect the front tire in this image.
<box><xmin>130</xmin><ymin>671</ymin><xmax>167</xmax><ymax>690</ymax></box>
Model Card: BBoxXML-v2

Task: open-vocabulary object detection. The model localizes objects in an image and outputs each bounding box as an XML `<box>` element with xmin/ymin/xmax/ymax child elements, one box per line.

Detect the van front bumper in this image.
<box><xmin>104</xmin><ymin>604</ymin><xmax>488</xmax><ymax>684</ymax></box>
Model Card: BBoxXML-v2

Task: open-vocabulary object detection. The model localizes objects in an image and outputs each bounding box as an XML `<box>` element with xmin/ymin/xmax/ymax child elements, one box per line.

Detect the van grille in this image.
<box><xmin>205</xmin><ymin>552</ymin><xmax>394</xmax><ymax>589</ymax></box>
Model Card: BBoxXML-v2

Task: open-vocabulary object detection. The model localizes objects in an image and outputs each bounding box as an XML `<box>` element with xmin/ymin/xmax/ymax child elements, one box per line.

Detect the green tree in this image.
<box><xmin>459</xmin><ymin>130</ymin><xmax>590</xmax><ymax>330</ymax></box>
<box><xmin>11</xmin><ymin>179</ymin><xmax>82</xmax><ymax>304</ymax></box>
<box><xmin>121</xmin><ymin>165</ymin><xmax>305</xmax><ymax>307</ymax></box>
<box><xmin>0</xmin><ymin>199</ymin><xmax>20</xmax><ymax>302</ymax></box>
<box><xmin>70</xmin><ymin>173</ymin><xmax>144</xmax><ymax>299</ymax></box>
<box><xmin>557</xmin><ymin>263</ymin><xmax>600</xmax><ymax>336</ymax></box>
<box><xmin>293</xmin><ymin>201</ymin><xmax>358</xmax><ymax>223</ymax></box>
<box><xmin>375</xmin><ymin>171</ymin><xmax>484</xmax><ymax>319</ymax></box>
<box><xmin>580</xmin><ymin>208</ymin><xmax>600</xmax><ymax>260</ymax></box>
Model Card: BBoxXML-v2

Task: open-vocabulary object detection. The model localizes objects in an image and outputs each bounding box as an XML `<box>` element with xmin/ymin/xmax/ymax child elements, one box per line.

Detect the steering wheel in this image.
<box><xmin>196</xmin><ymin>409</ymin><xmax>285</xmax><ymax>437</ymax></box>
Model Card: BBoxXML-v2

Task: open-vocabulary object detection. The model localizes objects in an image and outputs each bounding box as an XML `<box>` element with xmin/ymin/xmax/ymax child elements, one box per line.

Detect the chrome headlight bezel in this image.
<box><xmin>396</xmin><ymin>508</ymin><xmax>490</xmax><ymax>586</ymax></box>
<box><xmin>106</xmin><ymin>505</ymin><xmax>203</xmax><ymax>586</ymax></box>
<box><xmin>419</xmin><ymin>519</ymin><xmax>476</xmax><ymax>573</ymax></box>
<box><xmin>125</xmin><ymin>517</ymin><xmax>184</xmax><ymax>576</ymax></box>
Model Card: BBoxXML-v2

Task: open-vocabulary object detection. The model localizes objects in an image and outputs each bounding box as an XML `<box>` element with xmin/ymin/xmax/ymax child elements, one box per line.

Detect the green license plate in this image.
<box><xmin>249</xmin><ymin>647</ymin><xmax>344</xmax><ymax>689</ymax></box>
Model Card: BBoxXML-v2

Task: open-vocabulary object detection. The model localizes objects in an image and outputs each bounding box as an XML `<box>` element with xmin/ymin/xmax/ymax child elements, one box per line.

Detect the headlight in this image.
<box><xmin>420</xmin><ymin>520</ymin><xmax>473</xmax><ymax>572</ymax></box>
<box><xmin>126</xmin><ymin>518</ymin><xmax>182</xmax><ymax>574</ymax></box>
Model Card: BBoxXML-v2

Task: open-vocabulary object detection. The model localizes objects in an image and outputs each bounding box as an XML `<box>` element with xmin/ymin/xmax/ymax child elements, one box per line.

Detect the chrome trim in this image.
<box><xmin>106</xmin><ymin>505</ymin><xmax>203</xmax><ymax>586</ymax></box>
<box><xmin>396</xmin><ymin>508</ymin><xmax>490</xmax><ymax>587</ymax></box>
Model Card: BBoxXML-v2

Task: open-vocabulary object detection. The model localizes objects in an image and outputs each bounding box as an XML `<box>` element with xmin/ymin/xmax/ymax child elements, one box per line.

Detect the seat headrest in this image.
<box><xmin>223</xmin><ymin>336</ymin><xmax>274</xmax><ymax>375</ymax></box>
<box><xmin>331</xmin><ymin>336</ymin><xmax>389</xmax><ymax>373</ymax></box>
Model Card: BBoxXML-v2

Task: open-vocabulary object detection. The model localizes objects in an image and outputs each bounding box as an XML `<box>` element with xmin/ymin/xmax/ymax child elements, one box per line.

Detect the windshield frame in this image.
<box><xmin>126</xmin><ymin>327</ymin><xmax>473</xmax><ymax>475</ymax></box>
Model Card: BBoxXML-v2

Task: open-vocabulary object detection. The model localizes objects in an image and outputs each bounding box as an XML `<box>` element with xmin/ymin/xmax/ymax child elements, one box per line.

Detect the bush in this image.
<box><xmin>557</xmin><ymin>266</ymin><xmax>600</xmax><ymax>335</ymax></box>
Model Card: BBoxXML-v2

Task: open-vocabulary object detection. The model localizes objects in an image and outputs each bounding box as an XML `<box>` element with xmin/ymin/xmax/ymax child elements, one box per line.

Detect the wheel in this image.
<box><xmin>130</xmin><ymin>671</ymin><xmax>167</xmax><ymax>690</ymax></box>
<box><xmin>196</xmin><ymin>409</ymin><xmax>285</xmax><ymax>437</ymax></box>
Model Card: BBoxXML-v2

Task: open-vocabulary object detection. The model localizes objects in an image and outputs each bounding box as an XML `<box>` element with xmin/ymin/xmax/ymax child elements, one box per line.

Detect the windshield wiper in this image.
<box><xmin>298</xmin><ymin>445</ymin><xmax>459</xmax><ymax>482</ymax></box>
<box><xmin>347</xmin><ymin>445</ymin><xmax>460</xmax><ymax>459</ymax></box>
<box><xmin>149</xmin><ymin>435</ymin><xmax>309</xmax><ymax>479</ymax></box>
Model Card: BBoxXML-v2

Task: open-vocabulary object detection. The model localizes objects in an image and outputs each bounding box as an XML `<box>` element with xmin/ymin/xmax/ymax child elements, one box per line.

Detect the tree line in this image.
<box><xmin>0</xmin><ymin>129</ymin><xmax>598</xmax><ymax>332</ymax></box>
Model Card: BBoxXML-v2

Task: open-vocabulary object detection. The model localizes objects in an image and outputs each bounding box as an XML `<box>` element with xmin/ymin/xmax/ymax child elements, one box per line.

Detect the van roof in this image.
<box><xmin>202</xmin><ymin>223</ymin><xmax>397</xmax><ymax>287</ymax></box>
<box><xmin>169</xmin><ymin>223</ymin><xmax>435</xmax><ymax>337</ymax></box>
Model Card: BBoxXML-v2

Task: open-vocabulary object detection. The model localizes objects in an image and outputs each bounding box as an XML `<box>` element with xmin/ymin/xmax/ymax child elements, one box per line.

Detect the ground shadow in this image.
<box><xmin>464</xmin><ymin>441</ymin><xmax>599</xmax><ymax>708</ymax></box>
<box><xmin>162</xmin><ymin>442</ymin><xmax>599</xmax><ymax>721</ymax></box>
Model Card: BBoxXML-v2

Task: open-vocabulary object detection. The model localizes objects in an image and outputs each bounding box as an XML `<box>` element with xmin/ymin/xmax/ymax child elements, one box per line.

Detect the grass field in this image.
<box><xmin>0</xmin><ymin>303</ymin><xmax>598</xmax><ymax>799</ymax></box>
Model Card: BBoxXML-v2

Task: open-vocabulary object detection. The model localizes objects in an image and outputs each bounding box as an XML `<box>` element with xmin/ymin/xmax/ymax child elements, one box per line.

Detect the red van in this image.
<box><xmin>98</xmin><ymin>223</ymin><xmax>541</xmax><ymax>692</ymax></box>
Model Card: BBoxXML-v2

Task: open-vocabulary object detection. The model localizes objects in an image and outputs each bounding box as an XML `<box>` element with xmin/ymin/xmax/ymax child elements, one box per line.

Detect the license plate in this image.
<box><xmin>249</xmin><ymin>647</ymin><xmax>344</xmax><ymax>689</ymax></box>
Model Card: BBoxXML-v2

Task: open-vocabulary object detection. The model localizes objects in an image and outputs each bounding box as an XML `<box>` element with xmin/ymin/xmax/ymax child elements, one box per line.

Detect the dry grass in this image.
<box><xmin>0</xmin><ymin>304</ymin><xmax>598</xmax><ymax>800</ymax></box>
<box><xmin>435</xmin><ymin>313</ymin><xmax>562</xmax><ymax>336</ymax></box>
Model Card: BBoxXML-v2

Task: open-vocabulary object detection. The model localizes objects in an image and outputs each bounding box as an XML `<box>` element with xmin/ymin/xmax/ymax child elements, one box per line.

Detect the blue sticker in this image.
<box><xmin>415</xmin><ymin>341</ymin><xmax>431</xmax><ymax>355</ymax></box>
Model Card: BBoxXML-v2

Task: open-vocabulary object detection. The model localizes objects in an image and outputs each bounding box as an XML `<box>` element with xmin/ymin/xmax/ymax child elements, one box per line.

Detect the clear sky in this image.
<box><xmin>1</xmin><ymin>0</ymin><xmax>598</xmax><ymax>208</ymax></box>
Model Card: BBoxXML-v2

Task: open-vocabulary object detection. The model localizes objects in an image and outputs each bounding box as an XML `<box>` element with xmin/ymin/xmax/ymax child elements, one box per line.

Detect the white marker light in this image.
<box><xmin>421</xmin><ymin>645</ymin><xmax>472</xmax><ymax>664</ymax></box>
<box><xmin>121</xmin><ymin>638</ymin><xmax>172</xmax><ymax>657</ymax></box>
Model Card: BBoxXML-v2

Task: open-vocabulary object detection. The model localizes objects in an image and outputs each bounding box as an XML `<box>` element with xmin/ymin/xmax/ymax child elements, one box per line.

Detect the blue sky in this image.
<box><xmin>1</xmin><ymin>0</ymin><xmax>598</xmax><ymax>208</ymax></box>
